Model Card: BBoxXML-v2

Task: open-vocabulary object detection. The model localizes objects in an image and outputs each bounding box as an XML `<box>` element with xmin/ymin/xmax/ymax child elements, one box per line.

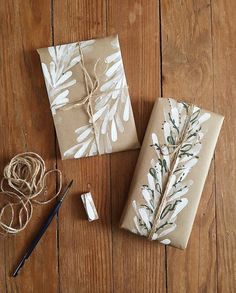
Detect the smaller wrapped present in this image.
<box><xmin>37</xmin><ymin>35</ymin><xmax>139</xmax><ymax>159</ymax></box>
<box><xmin>120</xmin><ymin>97</ymin><xmax>224</xmax><ymax>249</ymax></box>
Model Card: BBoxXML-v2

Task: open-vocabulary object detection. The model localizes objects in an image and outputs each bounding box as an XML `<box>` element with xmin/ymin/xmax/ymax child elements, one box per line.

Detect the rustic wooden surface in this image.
<box><xmin>0</xmin><ymin>0</ymin><xmax>235</xmax><ymax>292</ymax></box>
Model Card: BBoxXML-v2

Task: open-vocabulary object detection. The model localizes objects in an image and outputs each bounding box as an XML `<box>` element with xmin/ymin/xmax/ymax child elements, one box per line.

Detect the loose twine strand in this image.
<box><xmin>148</xmin><ymin>105</ymin><xmax>195</xmax><ymax>240</ymax></box>
<box><xmin>0</xmin><ymin>152</ymin><xmax>62</xmax><ymax>235</ymax></box>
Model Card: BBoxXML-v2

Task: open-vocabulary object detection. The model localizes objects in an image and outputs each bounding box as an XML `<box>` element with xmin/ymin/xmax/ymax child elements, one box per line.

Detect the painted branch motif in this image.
<box><xmin>63</xmin><ymin>38</ymin><xmax>131</xmax><ymax>158</ymax></box>
<box><xmin>41</xmin><ymin>44</ymin><xmax>77</xmax><ymax>114</ymax></box>
<box><xmin>41</xmin><ymin>40</ymin><xmax>95</xmax><ymax>115</ymax></box>
<box><xmin>132</xmin><ymin>98</ymin><xmax>211</xmax><ymax>245</ymax></box>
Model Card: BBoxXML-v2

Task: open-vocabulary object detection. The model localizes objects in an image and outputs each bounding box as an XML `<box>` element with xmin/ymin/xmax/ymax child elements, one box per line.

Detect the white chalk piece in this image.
<box><xmin>81</xmin><ymin>192</ymin><xmax>99</xmax><ymax>222</ymax></box>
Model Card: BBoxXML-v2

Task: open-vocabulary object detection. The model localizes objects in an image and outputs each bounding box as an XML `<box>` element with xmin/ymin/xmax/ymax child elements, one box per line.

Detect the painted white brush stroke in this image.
<box><xmin>40</xmin><ymin>40</ymin><xmax>95</xmax><ymax>115</ymax></box>
<box><xmin>64</xmin><ymin>37</ymin><xmax>132</xmax><ymax>158</ymax></box>
<box><xmin>132</xmin><ymin>98</ymin><xmax>211</xmax><ymax>245</ymax></box>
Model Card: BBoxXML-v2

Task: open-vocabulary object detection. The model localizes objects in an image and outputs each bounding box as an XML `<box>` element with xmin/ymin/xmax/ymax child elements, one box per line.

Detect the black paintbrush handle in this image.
<box><xmin>12</xmin><ymin>200</ymin><xmax>62</xmax><ymax>277</ymax></box>
<box><xmin>27</xmin><ymin>200</ymin><xmax>62</xmax><ymax>255</ymax></box>
<box><xmin>12</xmin><ymin>180</ymin><xmax>73</xmax><ymax>277</ymax></box>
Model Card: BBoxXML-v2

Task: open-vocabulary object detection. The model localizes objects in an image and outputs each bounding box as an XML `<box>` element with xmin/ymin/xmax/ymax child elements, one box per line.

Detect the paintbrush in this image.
<box><xmin>12</xmin><ymin>180</ymin><xmax>73</xmax><ymax>277</ymax></box>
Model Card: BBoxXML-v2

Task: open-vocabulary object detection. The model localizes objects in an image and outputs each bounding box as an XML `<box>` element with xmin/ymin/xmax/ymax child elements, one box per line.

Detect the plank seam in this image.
<box><xmin>104</xmin><ymin>0</ymin><xmax>114</xmax><ymax>291</ymax></box>
<box><xmin>209</xmin><ymin>1</ymin><xmax>218</xmax><ymax>292</ymax></box>
<box><xmin>50</xmin><ymin>0</ymin><xmax>61</xmax><ymax>292</ymax></box>
<box><xmin>51</xmin><ymin>0</ymin><xmax>55</xmax><ymax>46</ymax></box>
<box><xmin>159</xmin><ymin>0</ymin><xmax>163</xmax><ymax>98</ymax></box>
<box><xmin>106</xmin><ymin>0</ymin><xmax>115</xmax><ymax>291</ymax></box>
<box><xmin>159</xmin><ymin>1</ymin><xmax>167</xmax><ymax>292</ymax></box>
<box><xmin>4</xmin><ymin>239</ymin><xmax>8</xmax><ymax>293</ymax></box>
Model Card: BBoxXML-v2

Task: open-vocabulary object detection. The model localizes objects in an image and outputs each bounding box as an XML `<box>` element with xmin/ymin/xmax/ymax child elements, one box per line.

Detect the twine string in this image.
<box><xmin>52</xmin><ymin>43</ymin><xmax>128</xmax><ymax>155</ymax></box>
<box><xmin>148</xmin><ymin>105</ymin><xmax>195</xmax><ymax>240</ymax></box>
<box><xmin>0</xmin><ymin>152</ymin><xmax>62</xmax><ymax>235</ymax></box>
<box><xmin>57</xmin><ymin>45</ymin><xmax>106</xmax><ymax>154</ymax></box>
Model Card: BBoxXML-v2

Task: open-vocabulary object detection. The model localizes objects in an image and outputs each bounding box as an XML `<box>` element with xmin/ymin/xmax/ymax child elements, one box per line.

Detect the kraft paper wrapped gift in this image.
<box><xmin>37</xmin><ymin>35</ymin><xmax>139</xmax><ymax>159</ymax></box>
<box><xmin>121</xmin><ymin>97</ymin><xmax>224</xmax><ymax>249</ymax></box>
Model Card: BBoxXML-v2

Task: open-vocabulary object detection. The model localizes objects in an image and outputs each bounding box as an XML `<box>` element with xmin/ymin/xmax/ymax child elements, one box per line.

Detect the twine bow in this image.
<box><xmin>0</xmin><ymin>152</ymin><xmax>62</xmax><ymax>235</ymax></box>
<box><xmin>53</xmin><ymin>43</ymin><xmax>128</xmax><ymax>155</ymax></box>
<box><xmin>148</xmin><ymin>104</ymin><xmax>195</xmax><ymax>240</ymax></box>
<box><xmin>58</xmin><ymin>44</ymin><xmax>102</xmax><ymax>153</ymax></box>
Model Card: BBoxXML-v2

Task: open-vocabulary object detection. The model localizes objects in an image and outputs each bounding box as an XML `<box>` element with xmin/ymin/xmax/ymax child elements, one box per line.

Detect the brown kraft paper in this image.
<box><xmin>120</xmin><ymin>97</ymin><xmax>224</xmax><ymax>249</ymax></box>
<box><xmin>37</xmin><ymin>35</ymin><xmax>139</xmax><ymax>160</ymax></box>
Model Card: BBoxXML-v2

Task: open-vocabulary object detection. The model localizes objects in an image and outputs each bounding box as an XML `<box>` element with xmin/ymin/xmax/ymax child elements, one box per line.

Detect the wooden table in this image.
<box><xmin>0</xmin><ymin>1</ymin><xmax>235</xmax><ymax>292</ymax></box>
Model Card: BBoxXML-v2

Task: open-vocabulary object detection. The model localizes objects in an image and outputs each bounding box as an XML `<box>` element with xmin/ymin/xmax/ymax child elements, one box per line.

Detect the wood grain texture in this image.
<box><xmin>211</xmin><ymin>0</ymin><xmax>236</xmax><ymax>292</ymax></box>
<box><xmin>0</xmin><ymin>1</ymin><xmax>58</xmax><ymax>293</ymax></box>
<box><xmin>107</xmin><ymin>1</ymin><xmax>166</xmax><ymax>292</ymax></box>
<box><xmin>0</xmin><ymin>0</ymin><xmax>235</xmax><ymax>292</ymax></box>
<box><xmin>53</xmin><ymin>1</ymin><xmax>113</xmax><ymax>293</ymax></box>
<box><xmin>161</xmin><ymin>0</ymin><xmax>217</xmax><ymax>292</ymax></box>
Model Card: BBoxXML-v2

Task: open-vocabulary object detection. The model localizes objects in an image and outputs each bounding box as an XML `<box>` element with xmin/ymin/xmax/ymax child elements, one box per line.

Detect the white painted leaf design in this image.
<box><xmin>142</xmin><ymin>189</ymin><xmax>153</xmax><ymax>210</ymax></box>
<box><xmin>80</xmin><ymin>39</ymin><xmax>96</xmax><ymax>49</ymax></box>
<box><xmin>74</xmin><ymin>138</ymin><xmax>93</xmax><ymax>158</ymax></box>
<box><xmin>132</xmin><ymin>98</ymin><xmax>211</xmax><ymax>244</ymax></box>
<box><xmin>53</xmin><ymin>79</ymin><xmax>76</xmax><ymax>95</ymax></box>
<box><xmin>51</xmin><ymin>90</ymin><xmax>69</xmax><ymax>107</ymax></box>
<box><xmin>198</xmin><ymin>112</ymin><xmax>211</xmax><ymax>124</ymax></box>
<box><xmin>163</xmin><ymin>122</ymin><xmax>171</xmax><ymax>144</ymax></box>
<box><xmin>133</xmin><ymin>216</ymin><xmax>143</xmax><ymax>235</ymax></box>
<box><xmin>55</xmin><ymin>71</ymin><xmax>72</xmax><ymax>86</ymax></box>
<box><xmin>105</xmin><ymin>133</ymin><xmax>112</xmax><ymax>153</ymax></box>
<box><xmin>50</xmin><ymin>62</ymin><xmax>56</xmax><ymax>83</ymax></box>
<box><xmin>105</xmin><ymin>51</ymin><xmax>121</xmax><ymax>63</ymax></box>
<box><xmin>48</xmin><ymin>47</ymin><xmax>57</xmax><ymax>63</ymax></box>
<box><xmin>123</xmin><ymin>97</ymin><xmax>130</xmax><ymax>122</ymax></box>
<box><xmin>147</xmin><ymin>173</ymin><xmax>155</xmax><ymax>192</ymax></box>
<box><xmin>158</xmin><ymin>223</ymin><xmax>177</xmax><ymax>238</ymax></box>
<box><xmin>42</xmin><ymin>63</ymin><xmax>52</xmax><ymax>87</ymax></box>
<box><xmin>75</xmin><ymin>125</ymin><xmax>91</xmax><ymax>135</ymax></box>
<box><xmin>109</xmin><ymin>100</ymin><xmax>119</xmax><ymax>120</ymax></box>
<box><xmin>111</xmin><ymin>118</ymin><xmax>117</xmax><ymax>142</ymax></box>
<box><xmin>40</xmin><ymin>42</ymin><xmax>82</xmax><ymax>114</ymax></box>
<box><xmin>152</xmin><ymin>133</ymin><xmax>159</xmax><ymax>145</ymax></box>
<box><xmin>88</xmin><ymin>141</ymin><xmax>97</xmax><ymax>156</ymax></box>
<box><xmin>169</xmin><ymin>198</ymin><xmax>188</xmax><ymax>221</ymax></box>
<box><xmin>115</xmin><ymin>113</ymin><xmax>124</xmax><ymax>133</ymax></box>
<box><xmin>63</xmin><ymin>37</ymin><xmax>131</xmax><ymax>158</ymax></box>
<box><xmin>105</xmin><ymin>60</ymin><xmax>122</xmax><ymax>77</ymax></box>
<box><xmin>69</xmin><ymin>56</ymin><xmax>81</xmax><ymax>69</ymax></box>
<box><xmin>95</xmin><ymin>94</ymin><xmax>110</xmax><ymax>110</ymax></box>
<box><xmin>90</xmin><ymin>106</ymin><xmax>107</xmax><ymax>123</ymax></box>
<box><xmin>76</xmin><ymin>127</ymin><xmax>92</xmax><ymax>143</ymax></box>
<box><xmin>160</xmin><ymin>239</ymin><xmax>171</xmax><ymax>245</ymax></box>
<box><xmin>101</xmin><ymin>112</ymin><xmax>110</xmax><ymax>134</ymax></box>
<box><xmin>165</xmin><ymin>175</ymin><xmax>176</xmax><ymax>195</ymax></box>
<box><xmin>138</xmin><ymin>208</ymin><xmax>151</xmax><ymax>230</ymax></box>
<box><xmin>171</xmin><ymin>107</ymin><xmax>179</xmax><ymax>127</ymax></box>
<box><xmin>64</xmin><ymin>144</ymin><xmax>80</xmax><ymax>157</ymax></box>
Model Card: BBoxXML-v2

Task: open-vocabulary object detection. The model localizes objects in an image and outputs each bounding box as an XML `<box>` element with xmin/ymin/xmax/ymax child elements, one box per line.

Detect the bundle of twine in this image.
<box><xmin>0</xmin><ymin>152</ymin><xmax>62</xmax><ymax>235</ymax></box>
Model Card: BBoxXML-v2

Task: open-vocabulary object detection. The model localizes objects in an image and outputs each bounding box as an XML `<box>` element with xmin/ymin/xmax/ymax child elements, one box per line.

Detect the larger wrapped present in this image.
<box><xmin>37</xmin><ymin>35</ymin><xmax>139</xmax><ymax>159</ymax></box>
<box><xmin>120</xmin><ymin>97</ymin><xmax>224</xmax><ymax>249</ymax></box>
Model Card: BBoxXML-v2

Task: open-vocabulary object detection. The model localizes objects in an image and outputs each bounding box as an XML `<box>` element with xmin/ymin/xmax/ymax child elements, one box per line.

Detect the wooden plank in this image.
<box><xmin>0</xmin><ymin>1</ymin><xmax>234</xmax><ymax>292</ymax></box>
<box><xmin>53</xmin><ymin>1</ymin><xmax>113</xmax><ymax>292</ymax></box>
<box><xmin>160</xmin><ymin>1</ymin><xmax>217</xmax><ymax>292</ymax></box>
<box><xmin>107</xmin><ymin>1</ymin><xmax>166</xmax><ymax>292</ymax></box>
<box><xmin>211</xmin><ymin>1</ymin><xmax>236</xmax><ymax>291</ymax></box>
<box><xmin>0</xmin><ymin>1</ymin><xmax>58</xmax><ymax>292</ymax></box>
